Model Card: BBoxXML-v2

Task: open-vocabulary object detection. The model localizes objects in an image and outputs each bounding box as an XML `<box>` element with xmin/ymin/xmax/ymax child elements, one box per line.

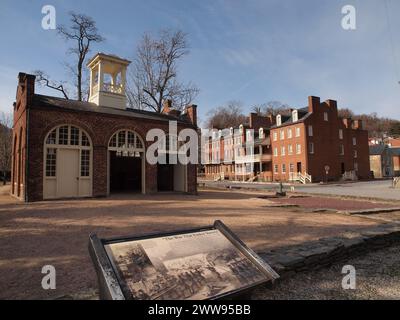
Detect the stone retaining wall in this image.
<box><xmin>259</xmin><ymin>223</ymin><xmax>400</xmax><ymax>279</ymax></box>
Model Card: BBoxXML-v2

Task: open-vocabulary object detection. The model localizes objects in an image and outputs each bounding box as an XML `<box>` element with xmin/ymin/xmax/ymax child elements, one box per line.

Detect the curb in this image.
<box><xmin>258</xmin><ymin>223</ymin><xmax>400</xmax><ymax>280</ymax></box>
<box><xmin>339</xmin><ymin>207</ymin><xmax>400</xmax><ymax>215</ymax></box>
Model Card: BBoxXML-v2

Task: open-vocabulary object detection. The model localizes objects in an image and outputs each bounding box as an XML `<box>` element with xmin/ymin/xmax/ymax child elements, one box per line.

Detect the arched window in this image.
<box><xmin>259</xmin><ymin>128</ymin><xmax>264</xmax><ymax>139</ymax></box>
<box><xmin>43</xmin><ymin>125</ymin><xmax>93</xmax><ymax>199</ymax></box>
<box><xmin>276</xmin><ymin>115</ymin><xmax>282</xmax><ymax>126</ymax></box>
<box><xmin>108</xmin><ymin>130</ymin><xmax>144</xmax><ymax>157</ymax></box>
<box><xmin>292</xmin><ymin>110</ymin><xmax>298</xmax><ymax>122</ymax></box>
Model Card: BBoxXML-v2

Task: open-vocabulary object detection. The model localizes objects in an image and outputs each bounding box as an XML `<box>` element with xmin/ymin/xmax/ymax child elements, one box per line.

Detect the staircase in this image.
<box><xmin>247</xmin><ymin>174</ymin><xmax>259</xmax><ymax>182</ymax></box>
<box><xmin>342</xmin><ymin>171</ymin><xmax>358</xmax><ymax>181</ymax></box>
<box><xmin>289</xmin><ymin>172</ymin><xmax>312</xmax><ymax>184</ymax></box>
<box><xmin>214</xmin><ymin>172</ymin><xmax>225</xmax><ymax>181</ymax></box>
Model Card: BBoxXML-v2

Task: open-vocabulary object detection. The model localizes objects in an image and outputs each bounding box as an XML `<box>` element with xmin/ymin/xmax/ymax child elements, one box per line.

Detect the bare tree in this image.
<box><xmin>338</xmin><ymin>108</ymin><xmax>355</xmax><ymax>119</ymax></box>
<box><xmin>58</xmin><ymin>12</ymin><xmax>104</xmax><ymax>101</ymax></box>
<box><xmin>128</xmin><ymin>29</ymin><xmax>199</xmax><ymax>112</ymax></box>
<box><xmin>251</xmin><ymin>101</ymin><xmax>291</xmax><ymax>116</ymax></box>
<box><xmin>205</xmin><ymin>101</ymin><xmax>247</xmax><ymax>129</ymax></box>
<box><xmin>0</xmin><ymin>113</ymin><xmax>12</xmax><ymax>185</ymax></box>
<box><xmin>33</xmin><ymin>70</ymin><xmax>69</xmax><ymax>99</ymax></box>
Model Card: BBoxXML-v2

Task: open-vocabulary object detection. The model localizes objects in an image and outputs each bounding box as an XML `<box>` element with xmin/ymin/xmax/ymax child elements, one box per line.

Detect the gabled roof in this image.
<box><xmin>31</xmin><ymin>94</ymin><xmax>195</xmax><ymax>127</ymax></box>
<box><xmin>390</xmin><ymin>147</ymin><xmax>400</xmax><ymax>156</ymax></box>
<box><xmin>270</xmin><ymin>107</ymin><xmax>310</xmax><ymax>129</ymax></box>
<box><xmin>369</xmin><ymin>144</ymin><xmax>387</xmax><ymax>155</ymax></box>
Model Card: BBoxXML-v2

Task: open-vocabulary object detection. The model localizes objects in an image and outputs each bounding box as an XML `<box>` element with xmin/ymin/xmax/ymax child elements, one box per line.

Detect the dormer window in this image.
<box><xmin>239</xmin><ymin>124</ymin><xmax>243</xmax><ymax>134</ymax></box>
<box><xmin>230</xmin><ymin>127</ymin><xmax>234</xmax><ymax>136</ymax></box>
<box><xmin>292</xmin><ymin>110</ymin><xmax>298</xmax><ymax>122</ymax></box>
<box><xmin>259</xmin><ymin>128</ymin><xmax>264</xmax><ymax>139</ymax></box>
<box><xmin>276</xmin><ymin>115</ymin><xmax>282</xmax><ymax>126</ymax></box>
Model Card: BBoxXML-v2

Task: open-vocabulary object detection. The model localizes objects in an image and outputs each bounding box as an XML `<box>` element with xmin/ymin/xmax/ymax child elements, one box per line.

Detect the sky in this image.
<box><xmin>1</xmin><ymin>0</ymin><xmax>400</xmax><ymax>126</ymax></box>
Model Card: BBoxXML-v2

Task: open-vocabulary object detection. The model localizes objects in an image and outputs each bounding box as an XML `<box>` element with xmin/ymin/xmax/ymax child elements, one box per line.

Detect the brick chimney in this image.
<box><xmin>185</xmin><ymin>104</ymin><xmax>197</xmax><ymax>126</ymax></box>
<box><xmin>249</xmin><ymin>112</ymin><xmax>274</xmax><ymax>129</ymax></box>
<box><xmin>342</xmin><ymin>118</ymin><xmax>352</xmax><ymax>128</ymax></box>
<box><xmin>308</xmin><ymin>96</ymin><xmax>320</xmax><ymax>113</ymax></box>
<box><xmin>162</xmin><ymin>99</ymin><xmax>172</xmax><ymax>114</ymax></box>
<box><xmin>326</xmin><ymin>99</ymin><xmax>337</xmax><ymax>111</ymax></box>
<box><xmin>353</xmin><ymin>119</ymin><xmax>363</xmax><ymax>129</ymax></box>
<box><xmin>15</xmin><ymin>72</ymin><xmax>36</xmax><ymax>111</ymax></box>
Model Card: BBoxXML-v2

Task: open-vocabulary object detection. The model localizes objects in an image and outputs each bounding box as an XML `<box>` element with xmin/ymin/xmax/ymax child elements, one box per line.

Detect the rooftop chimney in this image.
<box><xmin>308</xmin><ymin>96</ymin><xmax>320</xmax><ymax>113</ymax></box>
<box><xmin>185</xmin><ymin>104</ymin><xmax>197</xmax><ymax>126</ymax></box>
<box><xmin>353</xmin><ymin>119</ymin><xmax>363</xmax><ymax>130</ymax></box>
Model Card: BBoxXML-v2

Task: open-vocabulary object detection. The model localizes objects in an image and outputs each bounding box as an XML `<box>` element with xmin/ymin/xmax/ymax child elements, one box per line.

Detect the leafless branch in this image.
<box><xmin>57</xmin><ymin>12</ymin><xmax>104</xmax><ymax>101</ymax></box>
<box><xmin>0</xmin><ymin>113</ymin><xmax>12</xmax><ymax>184</ymax></box>
<box><xmin>127</xmin><ymin>29</ymin><xmax>199</xmax><ymax>112</ymax></box>
<box><xmin>33</xmin><ymin>70</ymin><xmax>69</xmax><ymax>99</ymax></box>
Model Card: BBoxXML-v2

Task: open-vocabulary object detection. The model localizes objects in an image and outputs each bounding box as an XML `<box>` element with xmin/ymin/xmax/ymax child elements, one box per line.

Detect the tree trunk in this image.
<box><xmin>77</xmin><ymin>61</ymin><xmax>83</xmax><ymax>101</ymax></box>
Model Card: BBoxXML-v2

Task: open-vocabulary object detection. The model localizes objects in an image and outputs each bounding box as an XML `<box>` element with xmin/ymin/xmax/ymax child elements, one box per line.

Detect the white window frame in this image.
<box><xmin>324</xmin><ymin>112</ymin><xmax>328</xmax><ymax>121</ymax></box>
<box><xmin>295</xmin><ymin>127</ymin><xmax>301</xmax><ymax>137</ymax></box>
<box><xmin>339</xmin><ymin>129</ymin><xmax>343</xmax><ymax>140</ymax></box>
<box><xmin>308</xmin><ymin>142</ymin><xmax>314</xmax><ymax>154</ymax></box>
<box><xmin>308</xmin><ymin>125</ymin><xmax>313</xmax><ymax>137</ymax></box>
<box><xmin>276</xmin><ymin>115</ymin><xmax>282</xmax><ymax>126</ymax></box>
<box><xmin>288</xmin><ymin>144</ymin><xmax>293</xmax><ymax>155</ymax></box>
<box><xmin>296</xmin><ymin>143</ymin><xmax>301</xmax><ymax>154</ymax></box>
<box><xmin>292</xmin><ymin>110</ymin><xmax>298</xmax><ymax>122</ymax></box>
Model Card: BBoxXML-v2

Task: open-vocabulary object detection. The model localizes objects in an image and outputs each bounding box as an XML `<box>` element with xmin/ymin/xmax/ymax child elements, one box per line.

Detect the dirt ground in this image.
<box><xmin>0</xmin><ymin>185</ymin><xmax>393</xmax><ymax>300</ymax></box>
<box><xmin>252</xmin><ymin>243</ymin><xmax>400</xmax><ymax>300</ymax></box>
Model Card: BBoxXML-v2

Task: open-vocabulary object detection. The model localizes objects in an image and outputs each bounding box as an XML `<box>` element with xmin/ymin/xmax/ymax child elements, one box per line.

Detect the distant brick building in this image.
<box><xmin>11</xmin><ymin>53</ymin><xmax>197</xmax><ymax>202</ymax></box>
<box><xmin>204</xmin><ymin>96</ymin><xmax>370</xmax><ymax>183</ymax></box>
<box><xmin>369</xmin><ymin>145</ymin><xmax>394</xmax><ymax>178</ymax></box>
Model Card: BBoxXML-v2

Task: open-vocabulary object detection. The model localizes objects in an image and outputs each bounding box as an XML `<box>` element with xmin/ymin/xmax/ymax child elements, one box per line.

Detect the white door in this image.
<box><xmin>57</xmin><ymin>149</ymin><xmax>79</xmax><ymax>198</ymax></box>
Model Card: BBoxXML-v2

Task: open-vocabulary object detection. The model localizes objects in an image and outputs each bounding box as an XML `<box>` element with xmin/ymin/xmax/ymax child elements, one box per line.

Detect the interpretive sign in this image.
<box><xmin>89</xmin><ymin>220</ymin><xmax>279</xmax><ymax>300</ymax></box>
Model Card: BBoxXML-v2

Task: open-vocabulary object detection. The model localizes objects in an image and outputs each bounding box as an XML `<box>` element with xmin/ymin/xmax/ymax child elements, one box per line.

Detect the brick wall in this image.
<box><xmin>270</xmin><ymin>123</ymin><xmax>307</xmax><ymax>181</ymax></box>
<box><xmin>12</xmin><ymin>74</ymin><xmax>198</xmax><ymax>202</ymax></box>
<box><xmin>270</xmin><ymin>97</ymin><xmax>370</xmax><ymax>182</ymax></box>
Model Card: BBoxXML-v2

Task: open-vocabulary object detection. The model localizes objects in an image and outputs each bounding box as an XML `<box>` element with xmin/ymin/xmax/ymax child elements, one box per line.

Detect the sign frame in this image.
<box><xmin>89</xmin><ymin>220</ymin><xmax>279</xmax><ymax>300</ymax></box>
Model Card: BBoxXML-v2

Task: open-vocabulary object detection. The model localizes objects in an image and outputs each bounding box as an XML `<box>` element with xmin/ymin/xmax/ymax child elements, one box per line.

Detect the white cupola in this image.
<box><xmin>87</xmin><ymin>53</ymin><xmax>131</xmax><ymax>109</ymax></box>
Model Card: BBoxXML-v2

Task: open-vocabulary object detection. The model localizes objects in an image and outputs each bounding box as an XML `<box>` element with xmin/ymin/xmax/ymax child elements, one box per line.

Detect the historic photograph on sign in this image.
<box><xmin>104</xmin><ymin>229</ymin><xmax>270</xmax><ymax>300</ymax></box>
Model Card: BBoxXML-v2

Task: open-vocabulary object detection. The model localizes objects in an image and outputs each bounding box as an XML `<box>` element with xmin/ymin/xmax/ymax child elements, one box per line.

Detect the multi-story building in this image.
<box><xmin>204</xmin><ymin>113</ymin><xmax>274</xmax><ymax>181</ymax></box>
<box><xmin>204</xmin><ymin>96</ymin><xmax>371</xmax><ymax>183</ymax></box>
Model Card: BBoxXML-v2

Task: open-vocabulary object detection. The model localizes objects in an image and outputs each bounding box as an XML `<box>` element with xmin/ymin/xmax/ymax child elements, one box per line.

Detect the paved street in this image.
<box><xmin>200</xmin><ymin>179</ymin><xmax>400</xmax><ymax>201</ymax></box>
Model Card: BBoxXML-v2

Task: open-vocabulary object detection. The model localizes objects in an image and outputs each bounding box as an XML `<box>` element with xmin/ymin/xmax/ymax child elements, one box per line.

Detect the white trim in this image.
<box><xmin>107</xmin><ymin>129</ymin><xmax>146</xmax><ymax>194</ymax></box>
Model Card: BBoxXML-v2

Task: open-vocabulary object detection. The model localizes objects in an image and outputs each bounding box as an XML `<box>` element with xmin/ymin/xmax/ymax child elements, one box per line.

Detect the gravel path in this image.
<box><xmin>252</xmin><ymin>244</ymin><xmax>400</xmax><ymax>300</ymax></box>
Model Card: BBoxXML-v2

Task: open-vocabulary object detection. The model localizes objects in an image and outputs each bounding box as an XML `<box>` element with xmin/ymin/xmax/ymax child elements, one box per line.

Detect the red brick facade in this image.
<box><xmin>204</xmin><ymin>96</ymin><xmax>370</xmax><ymax>183</ymax></box>
<box><xmin>270</xmin><ymin>97</ymin><xmax>370</xmax><ymax>182</ymax></box>
<box><xmin>11</xmin><ymin>73</ymin><xmax>198</xmax><ymax>202</ymax></box>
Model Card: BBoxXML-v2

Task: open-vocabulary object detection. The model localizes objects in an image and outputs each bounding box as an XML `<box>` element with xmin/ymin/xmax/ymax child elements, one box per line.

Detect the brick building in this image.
<box><xmin>369</xmin><ymin>144</ymin><xmax>394</xmax><ymax>178</ymax></box>
<box><xmin>204</xmin><ymin>113</ymin><xmax>274</xmax><ymax>181</ymax></box>
<box><xmin>11</xmin><ymin>53</ymin><xmax>197</xmax><ymax>202</ymax></box>
<box><xmin>204</xmin><ymin>96</ymin><xmax>370</xmax><ymax>183</ymax></box>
